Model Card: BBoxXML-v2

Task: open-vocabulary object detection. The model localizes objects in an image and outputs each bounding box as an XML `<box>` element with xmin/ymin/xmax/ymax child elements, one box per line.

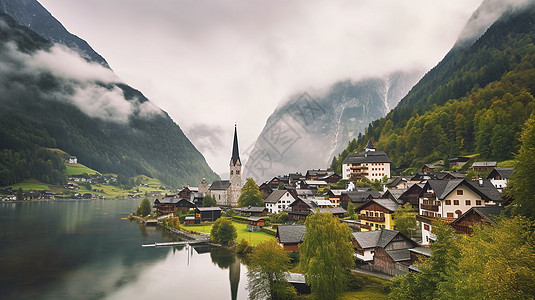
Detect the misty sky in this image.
<box><xmin>38</xmin><ymin>0</ymin><xmax>483</xmax><ymax>176</ymax></box>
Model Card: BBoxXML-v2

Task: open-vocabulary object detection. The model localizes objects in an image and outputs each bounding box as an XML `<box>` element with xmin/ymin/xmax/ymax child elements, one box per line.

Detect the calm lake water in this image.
<box><xmin>0</xmin><ymin>199</ymin><xmax>248</xmax><ymax>300</ymax></box>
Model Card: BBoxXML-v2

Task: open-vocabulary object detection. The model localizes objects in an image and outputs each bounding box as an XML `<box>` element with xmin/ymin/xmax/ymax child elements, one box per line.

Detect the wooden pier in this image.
<box><xmin>142</xmin><ymin>239</ymin><xmax>209</xmax><ymax>248</ymax></box>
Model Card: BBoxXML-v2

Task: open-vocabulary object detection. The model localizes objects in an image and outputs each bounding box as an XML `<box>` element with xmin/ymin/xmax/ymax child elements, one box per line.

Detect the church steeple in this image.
<box><xmin>365</xmin><ymin>139</ymin><xmax>375</xmax><ymax>152</ymax></box>
<box><xmin>230</xmin><ymin>124</ymin><xmax>241</xmax><ymax>166</ymax></box>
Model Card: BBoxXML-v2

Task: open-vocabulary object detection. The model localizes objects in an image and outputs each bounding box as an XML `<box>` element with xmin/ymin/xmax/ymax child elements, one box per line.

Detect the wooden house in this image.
<box><xmin>194</xmin><ymin>207</ymin><xmax>222</xmax><ymax>222</ymax></box>
<box><xmin>450</xmin><ymin>206</ymin><xmax>505</xmax><ymax>234</ymax></box>
<box><xmin>246</xmin><ymin>217</ymin><xmax>266</xmax><ymax>232</ymax></box>
<box><xmin>287</xmin><ymin>198</ymin><xmax>316</xmax><ymax>221</ymax></box>
<box><xmin>385</xmin><ymin>177</ymin><xmax>409</xmax><ymax>190</ymax></box>
<box><xmin>258</xmin><ymin>182</ymin><xmax>273</xmax><ymax>199</ymax></box>
<box><xmin>352</xmin><ymin>229</ymin><xmax>418</xmax><ymax>276</ymax></box>
<box><xmin>472</xmin><ymin>161</ymin><xmax>497</xmax><ymax>173</ymax></box>
<box><xmin>184</xmin><ymin>216</ymin><xmax>196</xmax><ymax>225</ymax></box>
<box><xmin>339</xmin><ymin>189</ymin><xmax>381</xmax><ymax>209</ymax></box>
<box><xmin>276</xmin><ymin>225</ymin><xmax>306</xmax><ymax>251</ymax></box>
<box><xmin>398</xmin><ymin>183</ymin><xmax>424</xmax><ymax>208</ymax></box>
<box><xmin>235</xmin><ymin>206</ymin><xmax>269</xmax><ymax>217</ymax></box>
<box><xmin>422</xmin><ymin>164</ymin><xmax>441</xmax><ymax>173</ymax></box>
<box><xmin>449</xmin><ymin>156</ymin><xmax>470</xmax><ymax>167</ymax></box>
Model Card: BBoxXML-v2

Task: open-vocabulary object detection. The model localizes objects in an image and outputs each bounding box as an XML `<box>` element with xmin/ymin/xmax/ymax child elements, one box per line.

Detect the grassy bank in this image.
<box><xmin>184</xmin><ymin>221</ymin><xmax>275</xmax><ymax>246</ymax></box>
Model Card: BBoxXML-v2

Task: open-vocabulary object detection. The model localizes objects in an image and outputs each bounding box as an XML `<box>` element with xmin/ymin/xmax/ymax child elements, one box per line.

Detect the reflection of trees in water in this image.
<box><xmin>210</xmin><ymin>247</ymin><xmax>241</xmax><ymax>300</ymax></box>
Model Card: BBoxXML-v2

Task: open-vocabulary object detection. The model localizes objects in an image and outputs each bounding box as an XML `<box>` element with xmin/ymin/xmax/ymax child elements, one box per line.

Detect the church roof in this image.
<box><xmin>210</xmin><ymin>180</ymin><xmax>231</xmax><ymax>190</ymax></box>
<box><xmin>230</xmin><ymin>125</ymin><xmax>241</xmax><ymax>166</ymax></box>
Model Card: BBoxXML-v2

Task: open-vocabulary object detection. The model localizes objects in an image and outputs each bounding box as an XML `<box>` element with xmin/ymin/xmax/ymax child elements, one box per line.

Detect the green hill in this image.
<box><xmin>332</xmin><ymin>4</ymin><xmax>535</xmax><ymax>171</ymax></box>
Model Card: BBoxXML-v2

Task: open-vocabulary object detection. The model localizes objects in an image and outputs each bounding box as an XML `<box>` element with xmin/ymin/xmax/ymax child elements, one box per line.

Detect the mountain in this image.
<box><xmin>0</xmin><ymin>11</ymin><xmax>218</xmax><ymax>187</ymax></box>
<box><xmin>244</xmin><ymin>69</ymin><xmax>424</xmax><ymax>183</ymax></box>
<box><xmin>0</xmin><ymin>0</ymin><xmax>108</xmax><ymax>67</ymax></box>
<box><xmin>332</xmin><ymin>0</ymin><xmax>535</xmax><ymax>171</ymax></box>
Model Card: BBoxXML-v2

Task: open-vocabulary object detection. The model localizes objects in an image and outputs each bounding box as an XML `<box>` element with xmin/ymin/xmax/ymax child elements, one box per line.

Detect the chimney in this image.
<box><xmin>478</xmin><ymin>178</ymin><xmax>483</xmax><ymax>186</ymax></box>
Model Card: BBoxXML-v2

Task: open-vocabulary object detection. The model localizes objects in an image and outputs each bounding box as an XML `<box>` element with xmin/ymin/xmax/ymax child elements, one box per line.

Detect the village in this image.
<box><xmin>142</xmin><ymin>125</ymin><xmax>513</xmax><ymax>282</ymax></box>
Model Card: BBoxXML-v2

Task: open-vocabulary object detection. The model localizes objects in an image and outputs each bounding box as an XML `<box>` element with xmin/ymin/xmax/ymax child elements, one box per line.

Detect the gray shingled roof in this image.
<box><xmin>277</xmin><ymin>225</ymin><xmax>306</xmax><ymax>244</ymax></box>
<box><xmin>386</xmin><ymin>249</ymin><xmax>412</xmax><ymax>262</ymax></box>
<box><xmin>454</xmin><ymin>206</ymin><xmax>506</xmax><ymax>225</ymax></box>
<box><xmin>314</xmin><ymin>207</ymin><xmax>347</xmax><ymax>215</ymax></box>
<box><xmin>247</xmin><ymin>217</ymin><xmax>265</xmax><ymax>222</ymax></box>
<box><xmin>342</xmin><ymin>190</ymin><xmax>381</xmax><ymax>203</ymax></box>
<box><xmin>472</xmin><ymin>161</ymin><xmax>497</xmax><ymax>167</ymax></box>
<box><xmin>352</xmin><ymin>229</ymin><xmax>400</xmax><ymax>249</ymax></box>
<box><xmin>264</xmin><ymin>190</ymin><xmax>292</xmax><ymax>204</ymax></box>
<box><xmin>196</xmin><ymin>207</ymin><xmax>222</xmax><ymax>212</ymax></box>
<box><xmin>425</xmin><ymin>179</ymin><xmax>502</xmax><ymax>202</ymax></box>
<box><xmin>342</xmin><ymin>150</ymin><xmax>392</xmax><ymax>164</ymax></box>
<box><xmin>409</xmin><ymin>247</ymin><xmax>432</xmax><ymax>257</ymax></box>
<box><xmin>487</xmin><ymin>167</ymin><xmax>514</xmax><ymax>180</ymax></box>
<box><xmin>209</xmin><ymin>180</ymin><xmax>231</xmax><ymax>190</ymax></box>
<box><xmin>236</xmin><ymin>206</ymin><xmax>266</xmax><ymax>213</ymax></box>
<box><xmin>367</xmin><ymin>198</ymin><xmax>400</xmax><ymax>212</ymax></box>
<box><xmin>465</xmin><ymin>180</ymin><xmax>503</xmax><ymax>202</ymax></box>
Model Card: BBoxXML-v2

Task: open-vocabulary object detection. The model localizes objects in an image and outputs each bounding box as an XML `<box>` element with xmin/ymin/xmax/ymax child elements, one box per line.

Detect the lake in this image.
<box><xmin>0</xmin><ymin>199</ymin><xmax>248</xmax><ymax>300</ymax></box>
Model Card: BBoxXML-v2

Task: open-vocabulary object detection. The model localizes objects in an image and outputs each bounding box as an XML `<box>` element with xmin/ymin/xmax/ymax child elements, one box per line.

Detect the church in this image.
<box><xmin>208</xmin><ymin>125</ymin><xmax>242</xmax><ymax>207</ymax></box>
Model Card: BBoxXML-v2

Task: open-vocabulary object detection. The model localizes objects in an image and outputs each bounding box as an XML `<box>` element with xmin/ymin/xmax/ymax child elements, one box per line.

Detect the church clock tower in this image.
<box><xmin>229</xmin><ymin>124</ymin><xmax>242</xmax><ymax>206</ymax></box>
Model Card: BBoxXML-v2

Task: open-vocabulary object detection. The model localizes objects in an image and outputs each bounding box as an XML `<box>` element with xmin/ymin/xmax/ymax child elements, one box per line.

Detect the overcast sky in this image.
<box><xmin>38</xmin><ymin>0</ymin><xmax>482</xmax><ymax>176</ymax></box>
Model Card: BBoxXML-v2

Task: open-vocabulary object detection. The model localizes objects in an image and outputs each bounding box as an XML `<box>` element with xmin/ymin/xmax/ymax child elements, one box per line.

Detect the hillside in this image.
<box><xmin>0</xmin><ymin>12</ymin><xmax>218</xmax><ymax>187</ymax></box>
<box><xmin>332</xmin><ymin>2</ymin><xmax>535</xmax><ymax>171</ymax></box>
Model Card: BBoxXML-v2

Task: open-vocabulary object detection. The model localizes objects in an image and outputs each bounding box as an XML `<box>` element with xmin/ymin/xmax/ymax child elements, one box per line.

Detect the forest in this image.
<box><xmin>331</xmin><ymin>5</ymin><xmax>535</xmax><ymax>172</ymax></box>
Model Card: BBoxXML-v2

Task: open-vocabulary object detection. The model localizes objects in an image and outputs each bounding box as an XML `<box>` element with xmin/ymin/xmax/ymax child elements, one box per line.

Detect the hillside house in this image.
<box><xmin>358</xmin><ymin>198</ymin><xmax>399</xmax><ymax>231</ymax></box>
<box><xmin>398</xmin><ymin>183</ymin><xmax>424</xmax><ymax>208</ymax></box>
<box><xmin>472</xmin><ymin>161</ymin><xmax>497</xmax><ymax>173</ymax></box>
<box><xmin>422</xmin><ymin>164</ymin><xmax>441</xmax><ymax>173</ymax></box>
<box><xmin>385</xmin><ymin>177</ymin><xmax>409</xmax><ymax>191</ymax></box>
<box><xmin>339</xmin><ymin>189</ymin><xmax>382</xmax><ymax>209</ymax></box>
<box><xmin>288</xmin><ymin>198</ymin><xmax>317</xmax><ymax>221</ymax></box>
<box><xmin>246</xmin><ymin>217</ymin><xmax>266</xmax><ymax>232</ymax></box>
<box><xmin>417</xmin><ymin>179</ymin><xmax>503</xmax><ymax>245</ymax></box>
<box><xmin>450</xmin><ymin>206</ymin><xmax>505</xmax><ymax>235</ymax></box>
<box><xmin>342</xmin><ymin>140</ymin><xmax>391</xmax><ymax>181</ymax></box>
<box><xmin>486</xmin><ymin>167</ymin><xmax>514</xmax><ymax>192</ymax></box>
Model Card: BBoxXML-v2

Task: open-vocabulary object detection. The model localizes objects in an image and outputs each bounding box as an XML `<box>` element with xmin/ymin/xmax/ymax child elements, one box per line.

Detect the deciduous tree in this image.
<box><xmin>202</xmin><ymin>194</ymin><xmax>217</xmax><ymax>207</ymax></box>
<box><xmin>247</xmin><ymin>240</ymin><xmax>295</xmax><ymax>299</ymax></box>
<box><xmin>300</xmin><ymin>212</ymin><xmax>354</xmax><ymax>300</ymax></box>
<box><xmin>238</xmin><ymin>178</ymin><xmax>263</xmax><ymax>207</ymax></box>
<box><xmin>393</xmin><ymin>203</ymin><xmax>417</xmax><ymax>237</ymax></box>
<box><xmin>211</xmin><ymin>217</ymin><xmax>237</xmax><ymax>246</ymax></box>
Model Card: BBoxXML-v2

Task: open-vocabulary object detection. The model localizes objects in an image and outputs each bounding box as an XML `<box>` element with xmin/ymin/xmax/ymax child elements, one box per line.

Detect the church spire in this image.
<box><xmin>230</xmin><ymin>124</ymin><xmax>241</xmax><ymax>166</ymax></box>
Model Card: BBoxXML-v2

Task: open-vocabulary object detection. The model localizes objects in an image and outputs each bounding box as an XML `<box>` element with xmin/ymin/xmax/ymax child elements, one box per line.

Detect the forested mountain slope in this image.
<box><xmin>332</xmin><ymin>3</ymin><xmax>535</xmax><ymax>171</ymax></box>
<box><xmin>0</xmin><ymin>13</ymin><xmax>218</xmax><ymax>187</ymax></box>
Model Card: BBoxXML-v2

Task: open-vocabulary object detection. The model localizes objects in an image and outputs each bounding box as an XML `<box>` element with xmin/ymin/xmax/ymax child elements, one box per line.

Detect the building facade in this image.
<box><xmin>342</xmin><ymin>140</ymin><xmax>391</xmax><ymax>181</ymax></box>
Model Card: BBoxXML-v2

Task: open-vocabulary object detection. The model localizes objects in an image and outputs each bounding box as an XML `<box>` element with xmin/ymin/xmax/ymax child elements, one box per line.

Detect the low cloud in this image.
<box><xmin>0</xmin><ymin>40</ymin><xmax>162</xmax><ymax>123</ymax></box>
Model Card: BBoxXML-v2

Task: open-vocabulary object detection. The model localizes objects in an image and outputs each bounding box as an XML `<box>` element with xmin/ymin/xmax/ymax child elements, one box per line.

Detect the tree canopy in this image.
<box><xmin>210</xmin><ymin>217</ymin><xmax>237</xmax><ymax>246</ymax></box>
<box><xmin>238</xmin><ymin>177</ymin><xmax>264</xmax><ymax>207</ymax></box>
<box><xmin>393</xmin><ymin>203</ymin><xmax>417</xmax><ymax>237</ymax></box>
<box><xmin>136</xmin><ymin>198</ymin><xmax>152</xmax><ymax>217</ymax></box>
<box><xmin>202</xmin><ymin>194</ymin><xmax>217</xmax><ymax>207</ymax></box>
<box><xmin>247</xmin><ymin>240</ymin><xmax>295</xmax><ymax>300</ymax></box>
<box><xmin>300</xmin><ymin>212</ymin><xmax>355</xmax><ymax>300</ymax></box>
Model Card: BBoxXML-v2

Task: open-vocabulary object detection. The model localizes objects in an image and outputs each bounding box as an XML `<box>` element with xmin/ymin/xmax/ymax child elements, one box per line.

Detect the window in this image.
<box><xmin>447</xmin><ymin>212</ymin><xmax>454</xmax><ymax>218</ymax></box>
<box><xmin>424</xmin><ymin>224</ymin><xmax>430</xmax><ymax>231</ymax></box>
<box><xmin>465</xmin><ymin>200</ymin><xmax>471</xmax><ymax>205</ymax></box>
<box><xmin>457</xmin><ymin>190</ymin><xmax>463</xmax><ymax>195</ymax></box>
<box><xmin>236</xmin><ymin>170</ymin><xmax>240</xmax><ymax>175</ymax></box>
<box><xmin>445</xmin><ymin>200</ymin><xmax>451</xmax><ymax>205</ymax></box>
<box><xmin>230</xmin><ymin>170</ymin><xmax>233</xmax><ymax>175</ymax></box>
<box><xmin>454</xmin><ymin>200</ymin><xmax>459</xmax><ymax>205</ymax></box>
<box><xmin>476</xmin><ymin>200</ymin><xmax>482</xmax><ymax>206</ymax></box>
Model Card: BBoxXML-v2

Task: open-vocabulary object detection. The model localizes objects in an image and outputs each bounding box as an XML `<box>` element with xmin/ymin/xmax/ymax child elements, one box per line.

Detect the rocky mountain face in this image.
<box><xmin>243</xmin><ymin>69</ymin><xmax>424</xmax><ymax>183</ymax></box>
<box><xmin>0</xmin><ymin>0</ymin><xmax>109</xmax><ymax>67</ymax></box>
<box><xmin>0</xmin><ymin>8</ymin><xmax>218</xmax><ymax>187</ymax></box>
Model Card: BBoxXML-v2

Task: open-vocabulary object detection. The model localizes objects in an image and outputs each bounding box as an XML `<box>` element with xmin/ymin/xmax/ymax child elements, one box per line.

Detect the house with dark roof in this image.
<box><xmin>399</xmin><ymin>183</ymin><xmax>424</xmax><ymax>208</ymax></box>
<box><xmin>264</xmin><ymin>190</ymin><xmax>297</xmax><ymax>214</ymax></box>
<box><xmin>246</xmin><ymin>217</ymin><xmax>266</xmax><ymax>232</ymax></box>
<box><xmin>382</xmin><ymin>189</ymin><xmax>405</xmax><ymax>205</ymax></box>
<box><xmin>339</xmin><ymin>189</ymin><xmax>382</xmax><ymax>209</ymax></box>
<box><xmin>449</xmin><ymin>156</ymin><xmax>470</xmax><ymax>167</ymax></box>
<box><xmin>422</xmin><ymin>164</ymin><xmax>442</xmax><ymax>173</ymax></box>
<box><xmin>385</xmin><ymin>177</ymin><xmax>409</xmax><ymax>190</ymax></box>
<box><xmin>450</xmin><ymin>206</ymin><xmax>506</xmax><ymax>234</ymax></box>
<box><xmin>352</xmin><ymin>228</ymin><xmax>418</xmax><ymax>276</ymax></box>
<box><xmin>325</xmin><ymin>189</ymin><xmax>345</xmax><ymax>206</ymax></box>
<box><xmin>276</xmin><ymin>225</ymin><xmax>306</xmax><ymax>251</ymax></box>
<box><xmin>357</xmin><ymin>198</ymin><xmax>400</xmax><ymax>231</ymax></box>
<box><xmin>310</xmin><ymin>207</ymin><xmax>347</xmax><ymax>218</ymax></box>
<box><xmin>153</xmin><ymin>197</ymin><xmax>196</xmax><ymax>216</ymax></box>
<box><xmin>472</xmin><ymin>161</ymin><xmax>497</xmax><ymax>172</ymax></box>
<box><xmin>487</xmin><ymin>167</ymin><xmax>514</xmax><ymax>192</ymax></box>
<box><xmin>194</xmin><ymin>207</ymin><xmax>222</xmax><ymax>222</ymax></box>
<box><xmin>258</xmin><ymin>182</ymin><xmax>273</xmax><ymax>199</ymax></box>
<box><xmin>341</xmin><ymin>140</ymin><xmax>391</xmax><ymax>181</ymax></box>
<box><xmin>417</xmin><ymin>179</ymin><xmax>503</xmax><ymax>245</ymax></box>
<box><xmin>235</xmin><ymin>206</ymin><xmax>269</xmax><ymax>217</ymax></box>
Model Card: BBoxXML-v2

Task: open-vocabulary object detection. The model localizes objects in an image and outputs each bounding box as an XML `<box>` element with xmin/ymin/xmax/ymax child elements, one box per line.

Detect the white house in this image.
<box><xmin>486</xmin><ymin>167</ymin><xmax>514</xmax><ymax>193</ymax></box>
<box><xmin>417</xmin><ymin>179</ymin><xmax>503</xmax><ymax>245</ymax></box>
<box><xmin>264</xmin><ymin>190</ymin><xmax>297</xmax><ymax>214</ymax></box>
<box><xmin>342</xmin><ymin>140</ymin><xmax>391</xmax><ymax>181</ymax></box>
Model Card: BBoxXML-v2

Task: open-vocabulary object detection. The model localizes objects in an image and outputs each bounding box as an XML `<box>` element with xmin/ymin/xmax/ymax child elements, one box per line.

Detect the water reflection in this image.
<box><xmin>0</xmin><ymin>200</ymin><xmax>248</xmax><ymax>300</ymax></box>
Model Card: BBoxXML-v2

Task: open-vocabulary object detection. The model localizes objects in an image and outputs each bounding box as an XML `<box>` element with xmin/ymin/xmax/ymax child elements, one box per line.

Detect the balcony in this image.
<box><xmin>423</xmin><ymin>192</ymin><xmax>436</xmax><ymax>198</ymax></box>
<box><xmin>421</xmin><ymin>204</ymin><xmax>439</xmax><ymax>212</ymax></box>
<box><xmin>358</xmin><ymin>214</ymin><xmax>385</xmax><ymax>222</ymax></box>
<box><xmin>359</xmin><ymin>223</ymin><xmax>372</xmax><ymax>230</ymax></box>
